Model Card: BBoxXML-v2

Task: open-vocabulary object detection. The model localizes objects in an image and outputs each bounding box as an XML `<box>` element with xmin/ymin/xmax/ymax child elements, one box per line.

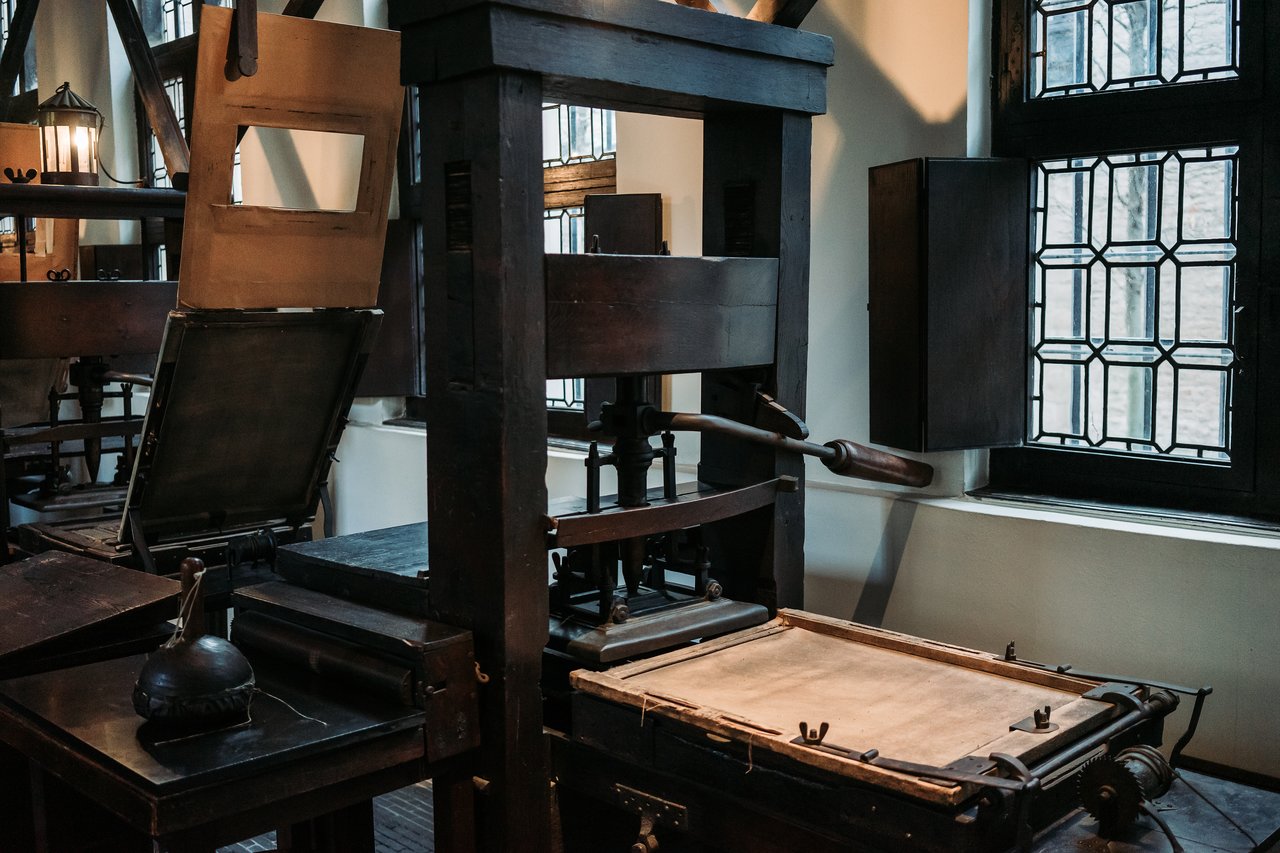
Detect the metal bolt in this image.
<box><xmin>705</xmin><ymin>580</ymin><xmax>723</xmax><ymax>601</ymax></box>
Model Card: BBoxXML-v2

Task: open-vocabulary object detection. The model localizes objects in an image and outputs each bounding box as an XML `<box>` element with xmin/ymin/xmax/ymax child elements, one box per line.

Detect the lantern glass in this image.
<box><xmin>37</xmin><ymin>82</ymin><xmax>101</xmax><ymax>186</ymax></box>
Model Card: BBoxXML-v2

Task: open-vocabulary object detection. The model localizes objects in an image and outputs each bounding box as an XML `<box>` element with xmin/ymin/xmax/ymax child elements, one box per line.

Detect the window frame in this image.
<box><xmin>985</xmin><ymin>0</ymin><xmax>1280</xmax><ymax>521</ymax></box>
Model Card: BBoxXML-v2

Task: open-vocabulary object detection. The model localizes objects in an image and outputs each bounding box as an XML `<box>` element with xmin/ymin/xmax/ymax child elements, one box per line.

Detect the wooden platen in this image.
<box><xmin>180</xmin><ymin>7</ymin><xmax>402</xmax><ymax>309</ymax></box>
<box><xmin>573</xmin><ymin>610</ymin><xmax>1118</xmax><ymax>806</ymax></box>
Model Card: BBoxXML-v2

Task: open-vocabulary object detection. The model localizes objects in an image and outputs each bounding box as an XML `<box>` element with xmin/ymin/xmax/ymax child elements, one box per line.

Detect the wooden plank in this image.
<box><xmin>397</xmin><ymin>4</ymin><xmax>830</xmax><ymax>116</ymax></box>
<box><xmin>390</xmin><ymin>0</ymin><xmax>834</xmax><ymax>64</ymax></box>
<box><xmin>0</xmin><ymin>183</ymin><xmax>185</xmax><ymax>220</ymax></box>
<box><xmin>699</xmin><ymin>110</ymin><xmax>810</xmax><ymax>611</ymax></box>
<box><xmin>549</xmin><ymin>479</ymin><xmax>782</xmax><ymax>548</ymax></box>
<box><xmin>775</xmin><ymin>610</ymin><xmax>1101</xmax><ymax>693</ymax></box>
<box><xmin>106</xmin><ymin>0</ymin><xmax>190</xmax><ymax>180</ymax></box>
<box><xmin>419</xmin><ymin>70</ymin><xmax>549</xmax><ymax>853</ymax></box>
<box><xmin>0</xmin><ymin>281</ymin><xmax>175</xmax><ymax>358</ymax></box>
<box><xmin>281</xmin><ymin>0</ymin><xmax>327</xmax><ymax>16</ymax></box>
<box><xmin>0</xmin><ymin>551</ymin><xmax>177</xmax><ymax>663</ymax></box>
<box><xmin>745</xmin><ymin>0</ymin><xmax>818</xmax><ymax>28</ymax></box>
<box><xmin>180</xmin><ymin>7</ymin><xmax>402</xmax><ymax>309</ymax></box>
<box><xmin>545</xmin><ymin>254</ymin><xmax>778</xmax><ymax>377</ymax></box>
<box><xmin>543</xmin><ymin>159</ymin><xmax>615</xmax><ymax>209</ymax></box>
<box><xmin>867</xmin><ymin>159</ymin><xmax>924</xmax><ymax>451</ymax></box>
<box><xmin>0</xmin><ymin>0</ymin><xmax>37</xmax><ymax>122</ymax></box>
<box><xmin>357</xmin><ymin>219</ymin><xmax>423</xmax><ymax>396</ymax></box>
<box><xmin>583</xmin><ymin>193</ymin><xmax>661</xmax><ymax>254</ymax></box>
<box><xmin>670</xmin><ymin>0</ymin><xmax>717</xmax><ymax>10</ymax></box>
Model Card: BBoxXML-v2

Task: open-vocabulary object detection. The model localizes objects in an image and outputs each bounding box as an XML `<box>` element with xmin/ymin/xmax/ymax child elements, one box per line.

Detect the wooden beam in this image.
<box><xmin>746</xmin><ymin>0</ymin><xmax>819</xmax><ymax>28</ymax></box>
<box><xmin>670</xmin><ymin>0</ymin><xmax>718</xmax><ymax>11</ymax></box>
<box><xmin>281</xmin><ymin>0</ymin><xmax>326</xmax><ymax>17</ymax></box>
<box><xmin>0</xmin><ymin>0</ymin><xmax>38</xmax><ymax>122</ymax></box>
<box><xmin>106</xmin><ymin>0</ymin><xmax>190</xmax><ymax>180</ymax></box>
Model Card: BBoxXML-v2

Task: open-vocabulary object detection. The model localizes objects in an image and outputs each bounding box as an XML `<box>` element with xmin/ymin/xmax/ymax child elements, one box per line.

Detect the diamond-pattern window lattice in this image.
<box><xmin>1030</xmin><ymin>145</ymin><xmax>1239</xmax><ymax>461</ymax></box>
<box><xmin>1030</xmin><ymin>0</ymin><xmax>1240</xmax><ymax>98</ymax></box>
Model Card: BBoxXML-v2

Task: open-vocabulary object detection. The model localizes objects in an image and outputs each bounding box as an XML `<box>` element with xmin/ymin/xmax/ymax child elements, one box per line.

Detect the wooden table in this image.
<box><xmin>0</xmin><ymin>654</ymin><xmax>427</xmax><ymax>852</ymax></box>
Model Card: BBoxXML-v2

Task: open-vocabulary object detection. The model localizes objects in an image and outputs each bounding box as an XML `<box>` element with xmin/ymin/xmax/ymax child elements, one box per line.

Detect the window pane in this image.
<box><xmin>543</xmin><ymin>205</ymin><xmax>587</xmax><ymax>411</ymax></box>
<box><xmin>1030</xmin><ymin>0</ymin><xmax>1240</xmax><ymax>98</ymax></box>
<box><xmin>541</xmin><ymin>103</ymin><xmax>616</xmax><ymax>167</ymax></box>
<box><xmin>1029</xmin><ymin>145</ymin><xmax>1238</xmax><ymax>460</ymax></box>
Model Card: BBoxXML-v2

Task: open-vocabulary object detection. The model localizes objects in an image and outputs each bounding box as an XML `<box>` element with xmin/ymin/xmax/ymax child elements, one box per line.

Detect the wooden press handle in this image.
<box><xmin>821</xmin><ymin>439</ymin><xmax>933</xmax><ymax>488</ymax></box>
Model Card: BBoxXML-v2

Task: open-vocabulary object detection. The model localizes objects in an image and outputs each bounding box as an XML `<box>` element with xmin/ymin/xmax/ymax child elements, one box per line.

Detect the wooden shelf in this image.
<box><xmin>546</xmin><ymin>477</ymin><xmax>794</xmax><ymax>548</ymax></box>
<box><xmin>0</xmin><ymin>183</ymin><xmax>185</xmax><ymax>220</ymax></box>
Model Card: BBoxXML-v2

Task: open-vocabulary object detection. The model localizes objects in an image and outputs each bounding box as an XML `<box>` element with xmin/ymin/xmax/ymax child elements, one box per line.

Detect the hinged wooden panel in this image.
<box><xmin>180</xmin><ymin>8</ymin><xmax>403</xmax><ymax>309</ymax></box>
<box><xmin>868</xmin><ymin>157</ymin><xmax>1027</xmax><ymax>452</ymax></box>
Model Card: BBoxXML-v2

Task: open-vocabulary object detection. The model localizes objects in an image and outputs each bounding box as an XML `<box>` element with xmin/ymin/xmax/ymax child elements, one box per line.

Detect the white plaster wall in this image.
<box><xmin>325</xmin><ymin>0</ymin><xmax>1280</xmax><ymax>777</ymax></box>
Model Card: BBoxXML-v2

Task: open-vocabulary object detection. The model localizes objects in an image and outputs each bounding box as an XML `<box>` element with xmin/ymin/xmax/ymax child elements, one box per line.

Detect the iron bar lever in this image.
<box><xmin>644</xmin><ymin>410</ymin><xmax>934</xmax><ymax>488</ymax></box>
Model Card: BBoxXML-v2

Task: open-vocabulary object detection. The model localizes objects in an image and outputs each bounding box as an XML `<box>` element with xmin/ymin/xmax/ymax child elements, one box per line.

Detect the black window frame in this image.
<box><xmin>985</xmin><ymin>0</ymin><xmax>1280</xmax><ymax>522</ymax></box>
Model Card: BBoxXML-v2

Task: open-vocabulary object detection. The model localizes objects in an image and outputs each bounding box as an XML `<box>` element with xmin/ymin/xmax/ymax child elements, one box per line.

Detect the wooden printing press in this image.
<box><xmin>384</xmin><ymin>2</ymin><xmax>1280</xmax><ymax>852</ymax></box>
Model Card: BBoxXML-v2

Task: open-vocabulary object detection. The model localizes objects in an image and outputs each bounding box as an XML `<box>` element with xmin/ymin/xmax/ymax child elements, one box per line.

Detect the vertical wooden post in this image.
<box><xmin>419</xmin><ymin>70</ymin><xmax>550</xmax><ymax>853</ymax></box>
<box><xmin>700</xmin><ymin>110</ymin><xmax>812</xmax><ymax>611</ymax></box>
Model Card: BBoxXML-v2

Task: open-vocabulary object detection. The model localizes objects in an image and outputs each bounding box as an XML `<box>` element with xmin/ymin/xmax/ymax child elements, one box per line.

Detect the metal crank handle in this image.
<box><xmin>651</xmin><ymin>412</ymin><xmax>934</xmax><ymax>488</ymax></box>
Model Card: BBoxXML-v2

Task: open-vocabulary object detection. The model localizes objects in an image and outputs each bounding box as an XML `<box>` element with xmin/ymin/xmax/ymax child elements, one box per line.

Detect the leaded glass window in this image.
<box><xmin>543</xmin><ymin>105</ymin><xmax>616</xmax><ymax>414</ymax></box>
<box><xmin>1030</xmin><ymin>0</ymin><xmax>1240</xmax><ymax>98</ymax></box>
<box><xmin>542</xmin><ymin>104</ymin><xmax>616</xmax><ymax>167</ymax></box>
<box><xmin>1029</xmin><ymin>145</ymin><xmax>1238</xmax><ymax>461</ymax></box>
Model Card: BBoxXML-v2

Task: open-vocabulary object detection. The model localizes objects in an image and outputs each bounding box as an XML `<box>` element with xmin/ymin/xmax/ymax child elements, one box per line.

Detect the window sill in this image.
<box><xmin>957</xmin><ymin>488</ymin><xmax>1280</xmax><ymax>548</ymax></box>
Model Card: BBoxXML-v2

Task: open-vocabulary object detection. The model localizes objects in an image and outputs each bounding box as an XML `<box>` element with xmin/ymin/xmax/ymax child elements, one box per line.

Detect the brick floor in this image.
<box><xmin>217</xmin><ymin>780</ymin><xmax>434</xmax><ymax>853</ymax></box>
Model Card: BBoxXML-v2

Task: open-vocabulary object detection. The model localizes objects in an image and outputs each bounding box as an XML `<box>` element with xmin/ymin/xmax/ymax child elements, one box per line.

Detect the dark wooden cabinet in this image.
<box><xmin>868</xmin><ymin>157</ymin><xmax>1027</xmax><ymax>452</ymax></box>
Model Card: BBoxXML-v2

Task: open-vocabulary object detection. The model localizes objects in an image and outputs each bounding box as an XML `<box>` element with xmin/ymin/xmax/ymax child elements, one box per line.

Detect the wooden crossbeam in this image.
<box><xmin>282</xmin><ymin>0</ymin><xmax>326</xmax><ymax>17</ymax></box>
<box><xmin>670</xmin><ymin>0</ymin><xmax>718</xmax><ymax>11</ymax></box>
<box><xmin>106</xmin><ymin>0</ymin><xmax>190</xmax><ymax>181</ymax></box>
<box><xmin>746</xmin><ymin>0</ymin><xmax>818</xmax><ymax>28</ymax></box>
<box><xmin>0</xmin><ymin>0</ymin><xmax>38</xmax><ymax>122</ymax></box>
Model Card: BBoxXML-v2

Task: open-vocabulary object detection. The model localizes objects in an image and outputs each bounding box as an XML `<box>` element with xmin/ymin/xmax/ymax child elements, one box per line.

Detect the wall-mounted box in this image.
<box><xmin>868</xmin><ymin>157</ymin><xmax>1027</xmax><ymax>452</ymax></box>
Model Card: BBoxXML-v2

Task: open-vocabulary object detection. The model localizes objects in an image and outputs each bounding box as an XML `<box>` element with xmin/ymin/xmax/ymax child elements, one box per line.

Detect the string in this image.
<box><xmin>254</xmin><ymin>688</ymin><xmax>328</xmax><ymax>727</ymax></box>
<box><xmin>163</xmin><ymin>569</ymin><xmax>205</xmax><ymax>648</ymax></box>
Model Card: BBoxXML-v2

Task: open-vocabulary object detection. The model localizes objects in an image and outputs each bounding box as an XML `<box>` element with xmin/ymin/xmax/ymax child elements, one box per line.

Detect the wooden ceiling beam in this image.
<box><xmin>669</xmin><ymin>0</ymin><xmax>718</xmax><ymax>12</ymax></box>
<box><xmin>746</xmin><ymin>0</ymin><xmax>818</xmax><ymax>28</ymax></box>
<box><xmin>106</xmin><ymin>0</ymin><xmax>190</xmax><ymax>182</ymax></box>
<box><xmin>0</xmin><ymin>0</ymin><xmax>38</xmax><ymax>121</ymax></box>
<box><xmin>281</xmin><ymin>0</ymin><xmax>326</xmax><ymax>17</ymax></box>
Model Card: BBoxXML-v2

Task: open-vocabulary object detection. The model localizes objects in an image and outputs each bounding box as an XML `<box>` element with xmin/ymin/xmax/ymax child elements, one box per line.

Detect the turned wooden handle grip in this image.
<box><xmin>821</xmin><ymin>439</ymin><xmax>934</xmax><ymax>487</ymax></box>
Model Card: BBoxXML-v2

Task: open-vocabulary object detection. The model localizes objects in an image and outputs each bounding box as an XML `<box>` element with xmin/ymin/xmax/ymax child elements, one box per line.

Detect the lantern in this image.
<box><xmin>38</xmin><ymin>82</ymin><xmax>101</xmax><ymax>186</ymax></box>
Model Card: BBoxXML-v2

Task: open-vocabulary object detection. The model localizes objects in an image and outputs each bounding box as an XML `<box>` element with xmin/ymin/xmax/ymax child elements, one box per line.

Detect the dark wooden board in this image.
<box><xmin>868</xmin><ymin>158</ymin><xmax>1027</xmax><ymax>452</ymax></box>
<box><xmin>276</xmin><ymin>522</ymin><xmax>429</xmax><ymax>616</ymax></box>
<box><xmin>0</xmin><ymin>551</ymin><xmax>178</xmax><ymax>664</ymax></box>
<box><xmin>122</xmin><ymin>309</ymin><xmax>379</xmax><ymax>542</ymax></box>
<box><xmin>0</xmin><ymin>183</ymin><xmax>185</xmax><ymax>220</ymax></box>
<box><xmin>583</xmin><ymin>193</ymin><xmax>661</xmax><ymax>255</ymax></box>
<box><xmin>0</xmin><ymin>281</ymin><xmax>176</xmax><ymax>358</ymax></box>
<box><xmin>396</xmin><ymin>2</ymin><xmax>830</xmax><ymax>117</ymax></box>
<box><xmin>548</xmin><ymin>479</ymin><xmax>782</xmax><ymax>548</ymax></box>
<box><xmin>546</xmin><ymin>254</ymin><xmax>778</xmax><ymax>377</ymax></box>
<box><xmin>389</xmin><ymin>0</ymin><xmax>834</xmax><ymax>64</ymax></box>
